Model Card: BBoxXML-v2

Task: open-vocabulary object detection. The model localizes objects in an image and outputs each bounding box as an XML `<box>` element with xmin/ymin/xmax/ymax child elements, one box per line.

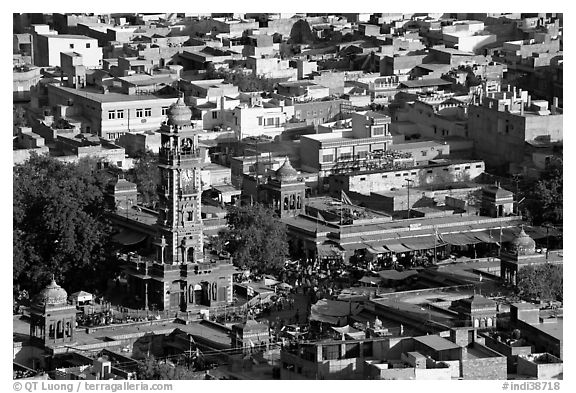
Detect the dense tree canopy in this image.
<box><xmin>219</xmin><ymin>203</ymin><xmax>289</xmax><ymax>274</ymax></box>
<box><xmin>13</xmin><ymin>154</ymin><xmax>118</xmax><ymax>294</ymax></box>
<box><xmin>128</xmin><ymin>150</ymin><xmax>160</xmax><ymax>208</ymax></box>
<box><xmin>516</xmin><ymin>264</ymin><xmax>563</xmax><ymax>301</ymax></box>
<box><xmin>137</xmin><ymin>356</ymin><xmax>202</xmax><ymax>380</ymax></box>
<box><xmin>524</xmin><ymin>160</ymin><xmax>562</xmax><ymax>226</ymax></box>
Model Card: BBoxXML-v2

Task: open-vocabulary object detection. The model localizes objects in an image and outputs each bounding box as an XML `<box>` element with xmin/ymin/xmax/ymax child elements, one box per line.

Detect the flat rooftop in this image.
<box><xmin>413</xmin><ymin>334</ymin><xmax>461</xmax><ymax>351</ymax></box>
<box><xmin>49</xmin><ymin>85</ymin><xmax>179</xmax><ymax>104</ymax></box>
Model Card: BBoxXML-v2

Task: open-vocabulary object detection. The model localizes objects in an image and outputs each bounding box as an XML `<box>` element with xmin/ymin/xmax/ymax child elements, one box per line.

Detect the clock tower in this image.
<box><xmin>124</xmin><ymin>97</ymin><xmax>236</xmax><ymax>312</ymax></box>
<box><xmin>156</xmin><ymin>97</ymin><xmax>204</xmax><ymax>264</ymax></box>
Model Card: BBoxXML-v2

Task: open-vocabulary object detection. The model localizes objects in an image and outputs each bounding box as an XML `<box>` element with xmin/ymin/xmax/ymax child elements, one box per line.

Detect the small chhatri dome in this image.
<box><xmin>275</xmin><ymin>157</ymin><xmax>298</xmax><ymax>182</ymax></box>
<box><xmin>509</xmin><ymin>227</ymin><xmax>536</xmax><ymax>256</ymax></box>
<box><xmin>34</xmin><ymin>276</ymin><xmax>68</xmax><ymax>306</ymax></box>
<box><xmin>167</xmin><ymin>97</ymin><xmax>192</xmax><ymax>127</ymax></box>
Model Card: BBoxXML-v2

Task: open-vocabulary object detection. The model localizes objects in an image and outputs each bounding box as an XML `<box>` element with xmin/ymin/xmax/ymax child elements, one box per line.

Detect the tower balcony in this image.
<box><xmin>159</xmin><ymin>147</ymin><xmax>202</xmax><ymax>166</ymax></box>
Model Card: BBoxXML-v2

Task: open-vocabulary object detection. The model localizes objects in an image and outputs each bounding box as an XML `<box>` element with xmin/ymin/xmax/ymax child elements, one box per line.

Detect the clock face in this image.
<box><xmin>181</xmin><ymin>168</ymin><xmax>195</xmax><ymax>193</ymax></box>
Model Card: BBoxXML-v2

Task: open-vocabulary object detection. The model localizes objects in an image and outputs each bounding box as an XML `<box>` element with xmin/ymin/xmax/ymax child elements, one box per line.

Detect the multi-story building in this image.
<box><xmin>468</xmin><ymin>86</ymin><xmax>562</xmax><ymax>173</ymax></box>
<box><xmin>328</xmin><ymin>158</ymin><xmax>484</xmax><ymax>196</ymax></box>
<box><xmin>13</xmin><ymin>65</ymin><xmax>41</xmax><ymax>102</ymax></box>
<box><xmin>33</xmin><ymin>32</ymin><xmax>102</xmax><ymax>68</ymax></box>
<box><xmin>391</xmin><ymin>93</ymin><xmax>471</xmax><ymax>139</ymax></box>
<box><xmin>46</xmin><ymin>84</ymin><xmax>180</xmax><ymax>140</ymax></box>
<box><xmin>300</xmin><ymin>111</ymin><xmax>397</xmax><ymax>177</ymax></box>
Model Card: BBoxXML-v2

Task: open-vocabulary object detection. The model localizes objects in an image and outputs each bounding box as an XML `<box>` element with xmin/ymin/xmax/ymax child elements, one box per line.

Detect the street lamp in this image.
<box><xmin>405</xmin><ymin>179</ymin><xmax>414</xmax><ymax>219</ymax></box>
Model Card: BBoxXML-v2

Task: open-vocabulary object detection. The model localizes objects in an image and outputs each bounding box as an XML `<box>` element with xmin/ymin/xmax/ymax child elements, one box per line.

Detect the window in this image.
<box><xmin>108</xmin><ymin>111</ymin><xmax>116</xmax><ymax>120</ymax></box>
<box><xmin>161</xmin><ymin>106</ymin><xmax>169</xmax><ymax>116</ymax></box>
<box><xmin>395</xmin><ymin>173</ymin><xmax>401</xmax><ymax>177</ymax></box>
<box><xmin>421</xmin><ymin>150</ymin><xmax>427</xmax><ymax>157</ymax></box>
<box><xmin>411</xmin><ymin>172</ymin><xmax>416</xmax><ymax>176</ymax></box>
<box><xmin>212</xmin><ymin>111</ymin><xmax>218</xmax><ymax>119</ymax></box>
<box><xmin>322</xmin><ymin>154</ymin><xmax>334</xmax><ymax>163</ymax></box>
<box><xmin>382</xmin><ymin>175</ymin><xmax>387</xmax><ymax>178</ymax></box>
<box><xmin>86</xmin><ymin>43</ymin><xmax>91</xmax><ymax>48</ymax></box>
<box><xmin>443</xmin><ymin>168</ymin><xmax>449</xmax><ymax>172</ymax></box>
<box><xmin>360</xmin><ymin>177</ymin><xmax>366</xmax><ymax>181</ymax></box>
<box><xmin>117</xmin><ymin>161</ymin><xmax>123</xmax><ymax>167</ymax></box>
<box><xmin>295</xmin><ymin>110</ymin><xmax>301</xmax><ymax>119</ymax></box>
<box><xmin>357</xmin><ymin>150</ymin><xmax>368</xmax><ymax>159</ymax></box>
<box><xmin>136</xmin><ymin>108</ymin><xmax>143</xmax><ymax>118</ymax></box>
<box><xmin>144</xmin><ymin>108</ymin><xmax>152</xmax><ymax>117</ymax></box>
<box><xmin>258</xmin><ymin>117</ymin><xmax>263</xmax><ymax>126</ymax></box>
<box><xmin>372</xmin><ymin>126</ymin><xmax>384</xmax><ymax>136</ymax></box>
<box><xmin>266</xmin><ymin>118</ymin><xmax>275</xmax><ymax>126</ymax></box>
<box><xmin>117</xmin><ymin>110</ymin><xmax>124</xmax><ymax>119</ymax></box>
<box><xmin>427</xmin><ymin>169</ymin><xmax>433</xmax><ymax>174</ymax></box>
<box><xmin>476</xmin><ymin>164</ymin><xmax>482</xmax><ymax>168</ymax></box>
<box><xmin>340</xmin><ymin>152</ymin><xmax>352</xmax><ymax>160</ymax></box>
<box><xmin>69</xmin><ymin>43</ymin><xmax>75</xmax><ymax>49</ymax></box>
<box><xmin>322</xmin><ymin>345</ymin><xmax>340</xmax><ymax>361</ymax></box>
<box><xmin>403</xmin><ymin>173</ymin><xmax>409</xmax><ymax>176</ymax></box>
<box><xmin>464</xmin><ymin>166</ymin><xmax>470</xmax><ymax>170</ymax></box>
<box><xmin>454</xmin><ymin>167</ymin><xmax>460</xmax><ymax>171</ymax></box>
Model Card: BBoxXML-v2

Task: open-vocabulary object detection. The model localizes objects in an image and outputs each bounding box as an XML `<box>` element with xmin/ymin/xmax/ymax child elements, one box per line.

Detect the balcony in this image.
<box><xmin>159</xmin><ymin>147</ymin><xmax>201</xmax><ymax>165</ymax></box>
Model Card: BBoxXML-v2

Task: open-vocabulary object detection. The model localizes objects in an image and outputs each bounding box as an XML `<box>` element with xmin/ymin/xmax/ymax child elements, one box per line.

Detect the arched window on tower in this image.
<box><xmin>284</xmin><ymin>196</ymin><xmax>289</xmax><ymax>210</ymax></box>
<box><xmin>187</xmin><ymin>211</ymin><xmax>194</xmax><ymax>221</ymax></box>
<box><xmin>49</xmin><ymin>324</ymin><xmax>55</xmax><ymax>340</ymax></box>
<box><xmin>66</xmin><ymin>322</ymin><xmax>71</xmax><ymax>337</ymax></box>
<box><xmin>297</xmin><ymin>195</ymin><xmax>302</xmax><ymax>209</ymax></box>
<box><xmin>290</xmin><ymin>194</ymin><xmax>295</xmax><ymax>209</ymax></box>
<box><xmin>56</xmin><ymin>321</ymin><xmax>63</xmax><ymax>339</ymax></box>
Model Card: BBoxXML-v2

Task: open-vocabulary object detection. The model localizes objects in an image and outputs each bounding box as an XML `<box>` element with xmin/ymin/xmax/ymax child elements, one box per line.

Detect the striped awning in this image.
<box><xmin>383</xmin><ymin>242</ymin><xmax>413</xmax><ymax>253</ymax></box>
<box><xmin>365</xmin><ymin>245</ymin><xmax>389</xmax><ymax>254</ymax></box>
<box><xmin>401</xmin><ymin>236</ymin><xmax>445</xmax><ymax>251</ymax></box>
<box><xmin>472</xmin><ymin>230</ymin><xmax>500</xmax><ymax>244</ymax></box>
<box><xmin>440</xmin><ymin>233</ymin><xmax>482</xmax><ymax>246</ymax></box>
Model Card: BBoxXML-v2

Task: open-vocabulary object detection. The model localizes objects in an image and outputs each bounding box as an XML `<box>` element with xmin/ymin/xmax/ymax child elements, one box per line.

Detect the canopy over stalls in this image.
<box><xmin>263</xmin><ymin>276</ymin><xmax>280</xmax><ymax>287</ymax></box>
<box><xmin>358</xmin><ymin>276</ymin><xmax>382</xmax><ymax>286</ymax></box>
<box><xmin>472</xmin><ymin>230</ymin><xmax>500</xmax><ymax>244</ymax></box>
<box><xmin>440</xmin><ymin>233</ymin><xmax>482</xmax><ymax>246</ymax></box>
<box><xmin>245</xmin><ymin>291</ymin><xmax>275</xmax><ymax>308</ymax></box>
<box><xmin>317</xmin><ymin>243</ymin><xmax>344</xmax><ymax>258</ymax></box>
<box><xmin>383</xmin><ymin>242</ymin><xmax>412</xmax><ymax>253</ymax></box>
<box><xmin>401</xmin><ymin>236</ymin><xmax>445</xmax><ymax>251</ymax></box>
<box><xmin>331</xmin><ymin>325</ymin><xmax>361</xmax><ymax>335</ymax></box>
<box><xmin>69</xmin><ymin>291</ymin><xmax>93</xmax><ymax>304</ymax></box>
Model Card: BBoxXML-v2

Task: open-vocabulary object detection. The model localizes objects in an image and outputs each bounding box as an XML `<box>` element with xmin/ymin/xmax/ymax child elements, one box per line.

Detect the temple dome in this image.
<box><xmin>167</xmin><ymin>97</ymin><xmax>192</xmax><ymax>127</ymax></box>
<box><xmin>34</xmin><ymin>278</ymin><xmax>68</xmax><ymax>306</ymax></box>
<box><xmin>275</xmin><ymin>157</ymin><xmax>298</xmax><ymax>182</ymax></box>
<box><xmin>509</xmin><ymin>228</ymin><xmax>536</xmax><ymax>256</ymax></box>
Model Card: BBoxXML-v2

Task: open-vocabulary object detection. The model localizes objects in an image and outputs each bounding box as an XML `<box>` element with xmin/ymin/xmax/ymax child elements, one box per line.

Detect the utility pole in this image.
<box><xmin>405</xmin><ymin>179</ymin><xmax>413</xmax><ymax>219</ymax></box>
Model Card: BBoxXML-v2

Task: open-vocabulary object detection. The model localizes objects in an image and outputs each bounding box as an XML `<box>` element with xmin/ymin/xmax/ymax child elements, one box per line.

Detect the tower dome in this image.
<box><xmin>167</xmin><ymin>97</ymin><xmax>192</xmax><ymax>127</ymax></box>
<box><xmin>275</xmin><ymin>157</ymin><xmax>298</xmax><ymax>182</ymax></box>
<box><xmin>509</xmin><ymin>228</ymin><xmax>536</xmax><ymax>256</ymax></box>
<box><xmin>34</xmin><ymin>277</ymin><xmax>68</xmax><ymax>306</ymax></box>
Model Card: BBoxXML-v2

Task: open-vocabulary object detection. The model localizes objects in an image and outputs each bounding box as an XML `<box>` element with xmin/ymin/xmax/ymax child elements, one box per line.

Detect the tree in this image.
<box><xmin>523</xmin><ymin>159</ymin><xmax>562</xmax><ymax>226</ymax></box>
<box><xmin>137</xmin><ymin>356</ymin><xmax>201</xmax><ymax>380</ymax></box>
<box><xmin>219</xmin><ymin>203</ymin><xmax>289</xmax><ymax>274</ymax></box>
<box><xmin>13</xmin><ymin>154</ymin><xmax>118</xmax><ymax>294</ymax></box>
<box><xmin>516</xmin><ymin>264</ymin><xmax>563</xmax><ymax>301</ymax></box>
<box><xmin>128</xmin><ymin>150</ymin><xmax>160</xmax><ymax>208</ymax></box>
